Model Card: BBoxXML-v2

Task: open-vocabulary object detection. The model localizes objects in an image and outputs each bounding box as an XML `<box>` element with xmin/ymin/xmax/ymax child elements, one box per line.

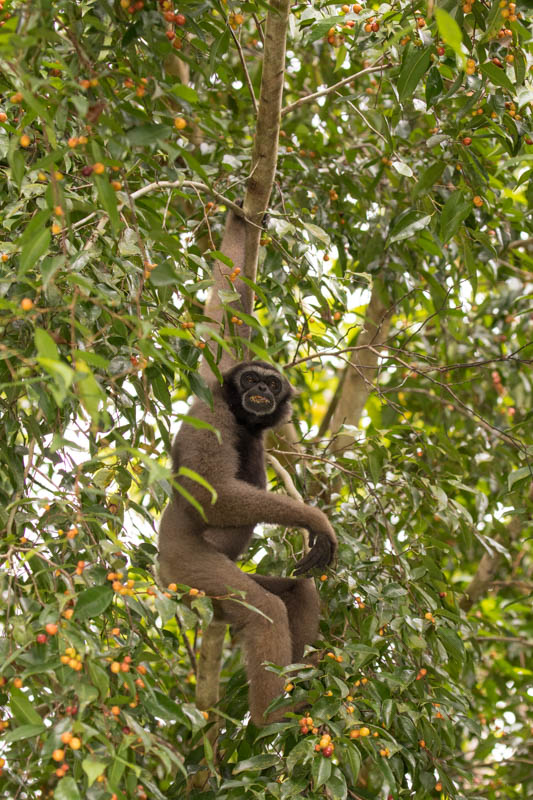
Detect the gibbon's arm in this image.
<box><xmin>203</xmin><ymin>478</ymin><xmax>337</xmax><ymax>574</ymax></box>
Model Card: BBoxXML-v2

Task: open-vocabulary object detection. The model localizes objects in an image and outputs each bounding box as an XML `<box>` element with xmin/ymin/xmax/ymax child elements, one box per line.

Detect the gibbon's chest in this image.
<box><xmin>234</xmin><ymin>427</ymin><xmax>267</xmax><ymax>489</ymax></box>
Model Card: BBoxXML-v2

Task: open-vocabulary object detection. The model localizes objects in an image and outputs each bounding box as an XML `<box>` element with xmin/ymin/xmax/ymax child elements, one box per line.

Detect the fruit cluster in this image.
<box><xmin>60</xmin><ymin>646</ymin><xmax>84</xmax><ymax>671</ymax></box>
<box><xmin>107</xmin><ymin>571</ymin><xmax>136</xmax><ymax>597</ymax></box>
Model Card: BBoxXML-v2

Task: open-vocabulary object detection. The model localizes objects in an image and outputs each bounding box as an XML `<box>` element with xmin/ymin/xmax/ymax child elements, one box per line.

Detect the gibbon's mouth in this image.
<box><xmin>244</xmin><ymin>391</ymin><xmax>275</xmax><ymax>415</ymax></box>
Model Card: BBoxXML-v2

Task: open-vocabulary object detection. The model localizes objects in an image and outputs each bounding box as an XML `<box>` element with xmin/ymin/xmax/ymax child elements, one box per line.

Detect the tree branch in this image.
<box><xmin>226</xmin><ymin>18</ymin><xmax>258</xmax><ymax>114</ymax></box>
<box><xmin>460</xmin><ymin>482</ymin><xmax>533</xmax><ymax>611</ymax></box>
<box><xmin>281</xmin><ymin>62</ymin><xmax>394</xmax><ymax>117</ymax></box>
<box><xmin>327</xmin><ymin>282</ymin><xmax>392</xmax><ymax>453</ymax></box>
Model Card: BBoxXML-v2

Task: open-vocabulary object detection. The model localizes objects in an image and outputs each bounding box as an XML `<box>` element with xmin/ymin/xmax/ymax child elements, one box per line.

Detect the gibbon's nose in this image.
<box><xmin>257</xmin><ymin>382</ymin><xmax>268</xmax><ymax>391</ymax></box>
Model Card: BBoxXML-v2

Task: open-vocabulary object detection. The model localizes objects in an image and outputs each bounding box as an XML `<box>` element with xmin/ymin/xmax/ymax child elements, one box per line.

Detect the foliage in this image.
<box><xmin>0</xmin><ymin>0</ymin><xmax>532</xmax><ymax>798</ymax></box>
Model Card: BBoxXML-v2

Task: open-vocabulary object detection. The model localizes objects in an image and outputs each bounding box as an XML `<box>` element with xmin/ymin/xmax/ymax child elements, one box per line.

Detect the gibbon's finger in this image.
<box><xmin>293</xmin><ymin>535</ymin><xmax>333</xmax><ymax>575</ymax></box>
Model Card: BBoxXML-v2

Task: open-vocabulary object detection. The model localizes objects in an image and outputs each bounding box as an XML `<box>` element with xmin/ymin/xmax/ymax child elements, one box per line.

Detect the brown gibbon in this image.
<box><xmin>158</xmin><ymin>360</ymin><xmax>337</xmax><ymax>725</ymax></box>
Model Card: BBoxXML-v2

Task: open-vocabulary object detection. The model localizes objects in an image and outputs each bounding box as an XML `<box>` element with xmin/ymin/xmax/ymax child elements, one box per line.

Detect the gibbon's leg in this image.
<box><xmin>250</xmin><ymin>575</ymin><xmax>320</xmax><ymax>662</ymax></box>
<box><xmin>159</xmin><ymin>523</ymin><xmax>292</xmax><ymax>725</ymax></box>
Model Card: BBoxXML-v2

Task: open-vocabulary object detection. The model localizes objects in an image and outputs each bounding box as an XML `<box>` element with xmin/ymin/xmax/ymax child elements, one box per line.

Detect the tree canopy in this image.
<box><xmin>0</xmin><ymin>0</ymin><xmax>532</xmax><ymax>799</ymax></box>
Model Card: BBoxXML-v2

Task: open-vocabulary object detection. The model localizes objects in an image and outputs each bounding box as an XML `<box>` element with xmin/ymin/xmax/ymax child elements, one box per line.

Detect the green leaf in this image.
<box><xmin>438</xmin><ymin>627</ymin><xmax>465</xmax><ymax>661</ymax></box>
<box><xmin>397</xmin><ymin>47</ymin><xmax>432</xmax><ymax>102</ymax></box>
<box><xmin>94</xmin><ymin>175</ymin><xmax>121</xmax><ymax>233</ymax></box>
<box><xmin>147</xmin><ymin>261</ymin><xmax>179</xmax><ymax>286</ymax></box>
<box><xmin>327</xmin><ymin>767</ymin><xmax>348</xmax><ymax>800</ymax></box>
<box><xmin>344</xmin><ymin>744</ymin><xmax>361</xmax><ymax>783</ymax></box>
<box><xmin>35</xmin><ymin>328</ymin><xmax>59</xmax><ymax>360</ymax></box>
<box><xmin>151</xmin><ymin>690</ymin><xmax>185</xmax><ymax>721</ymax></box>
<box><xmin>177</xmin><ymin>466</ymin><xmax>217</xmax><ymax>503</ymax></box>
<box><xmin>514</xmin><ymin>50</ymin><xmax>526</xmax><ymax>85</ymax></box>
<box><xmin>19</xmin><ymin>227</ymin><xmax>51</xmax><ymax>275</ymax></box>
<box><xmin>480</xmin><ymin>62</ymin><xmax>515</xmax><ymax>93</ymax></box>
<box><xmin>88</xmin><ymin>661</ymin><xmax>110</xmax><ymax>699</ymax></box>
<box><xmin>313</xmin><ymin>751</ymin><xmax>332</xmax><ymax>788</ymax></box>
<box><xmin>232</xmin><ymin>754</ymin><xmax>280</xmax><ymax>773</ymax></box>
<box><xmin>4</xmin><ymin>723</ymin><xmax>46</xmax><ymax>742</ymax></box>
<box><xmin>435</xmin><ymin>8</ymin><xmax>465</xmax><ymax>66</ymax></box>
<box><xmin>391</xmin><ymin>160</ymin><xmax>413</xmax><ymax>178</ymax></box>
<box><xmin>54</xmin><ymin>777</ymin><xmax>81</xmax><ymax>800</ymax></box>
<box><xmin>126</xmin><ymin>124</ymin><xmax>173</xmax><ymax>146</ymax></box>
<box><xmin>82</xmin><ymin>758</ymin><xmax>108</xmax><ymax>787</ymax></box>
<box><xmin>171</xmin><ymin>85</ymin><xmax>199</xmax><ymax>104</ymax></box>
<box><xmin>439</xmin><ymin>191</ymin><xmax>471</xmax><ymax>242</ymax></box>
<box><xmin>508</xmin><ymin>466</ymin><xmax>532</xmax><ymax>490</ymax></box>
<box><xmin>77</xmin><ymin>368</ymin><xmax>105</xmax><ymax>423</ymax></box>
<box><xmin>389</xmin><ymin>213</ymin><xmax>432</xmax><ymax>243</ymax></box>
<box><xmin>74</xmin><ymin>586</ymin><xmax>113</xmax><ymax>621</ymax></box>
<box><xmin>8</xmin><ymin>148</ymin><xmax>25</xmax><ymax>190</ymax></box>
<box><xmin>306</xmin><ymin>17</ymin><xmax>344</xmax><ymax>45</ymax></box>
<box><xmin>10</xmin><ymin>688</ymin><xmax>44</xmax><ymax>726</ymax></box>
<box><xmin>426</xmin><ymin>65</ymin><xmax>443</xmax><ymax>107</ymax></box>
<box><xmin>413</xmin><ymin>161</ymin><xmax>445</xmax><ymax>198</ymax></box>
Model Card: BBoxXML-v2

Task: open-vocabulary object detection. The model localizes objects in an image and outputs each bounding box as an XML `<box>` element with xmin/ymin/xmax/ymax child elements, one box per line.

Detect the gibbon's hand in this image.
<box><xmin>293</xmin><ymin>526</ymin><xmax>337</xmax><ymax>575</ymax></box>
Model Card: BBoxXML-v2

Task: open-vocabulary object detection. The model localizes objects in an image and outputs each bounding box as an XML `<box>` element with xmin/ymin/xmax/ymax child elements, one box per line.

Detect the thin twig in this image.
<box><xmin>252</xmin><ymin>13</ymin><xmax>265</xmax><ymax>46</ymax></box>
<box><xmin>72</xmin><ymin>181</ymin><xmax>243</xmax><ymax>233</ymax></box>
<box><xmin>506</xmin><ymin>235</ymin><xmax>533</xmax><ymax>250</ymax></box>
<box><xmin>281</xmin><ymin>62</ymin><xmax>394</xmax><ymax>117</ymax></box>
<box><xmin>227</xmin><ymin>20</ymin><xmax>258</xmax><ymax>114</ymax></box>
<box><xmin>175</xmin><ymin>608</ymin><xmax>198</xmax><ymax>678</ymax></box>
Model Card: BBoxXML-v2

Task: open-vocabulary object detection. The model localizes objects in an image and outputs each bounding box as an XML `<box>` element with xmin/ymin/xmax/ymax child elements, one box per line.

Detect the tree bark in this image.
<box><xmin>192</xmin><ymin>1</ymin><xmax>290</xmax><ymax>778</ymax></box>
<box><xmin>328</xmin><ymin>282</ymin><xmax>392</xmax><ymax>448</ymax></box>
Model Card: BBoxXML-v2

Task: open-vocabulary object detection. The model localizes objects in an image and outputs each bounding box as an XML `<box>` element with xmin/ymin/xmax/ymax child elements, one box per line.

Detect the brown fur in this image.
<box><xmin>158</xmin><ymin>363</ymin><xmax>337</xmax><ymax>725</ymax></box>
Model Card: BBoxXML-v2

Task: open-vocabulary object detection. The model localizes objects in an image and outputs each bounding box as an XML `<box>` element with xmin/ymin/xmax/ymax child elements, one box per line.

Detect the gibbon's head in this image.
<box><xmin>223</xmin><ymin>361</ymin><xmax>294</xmax><ymax>430</ymax></box>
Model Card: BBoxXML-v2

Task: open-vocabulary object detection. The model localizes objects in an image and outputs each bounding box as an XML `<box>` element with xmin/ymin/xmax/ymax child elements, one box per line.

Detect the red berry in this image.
<box><xmin>36</xmin><ymin>634</ymin><xmax>47</xmax><ymax>644</ymax></box>
<box><xmin>462</xmin><ymin>137</ymin><xmax>472</xmax><ymax>146</ymax></box>
<box><xmin>437</xmin><ymin>46</ymin><xmax>445</xmax><ymax>56</ymax></box>
<box><xmin>81</xmin><ymin>165</ymin><xmax>93</xmax><ymax>176</ymax></box>
<box><xmin>322</xmin><ymin>745</ymin><xmax>334</xmax><ymax>757</ymax></box>
<box><xmin>175</xmin><ymin>13</ymin><xmax>186</xmax><ymax>25</ymax></box>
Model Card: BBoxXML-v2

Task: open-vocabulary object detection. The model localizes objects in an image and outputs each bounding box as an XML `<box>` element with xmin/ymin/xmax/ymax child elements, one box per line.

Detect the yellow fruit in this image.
<box><xmin>174</xmin><ymin>116</ymin><xmax>187</xmax><ymax>130</ymax></box>
<box><xmin>52</xmin><ymin>749</ymin><xmax>65</xmax><ymax>762</ymax></box>
<box><xmin>20</xmin><ymin>298</ymin><xmax>34</xmax><ymax>311</ymax></box>
<box><xmin>20</xmin><ymin>134</ymin><xmax>31</xmax><ymax>147</ymax></box>
<box><xmin>69</xmin><ymin>737</ymin><xmax>81</xmax><ymax>750</ymax></box>
<box><xmin>93</xmin><ymin>162</ymin><xmax>105</xmax><ymax>174</ymax></box>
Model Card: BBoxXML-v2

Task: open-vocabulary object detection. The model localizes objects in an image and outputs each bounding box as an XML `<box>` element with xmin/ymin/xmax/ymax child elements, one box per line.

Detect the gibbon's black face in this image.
<box><xmin>223</xmin><ymin>361</ymin><xmax>293</xmax><ymax>430</ymax></box>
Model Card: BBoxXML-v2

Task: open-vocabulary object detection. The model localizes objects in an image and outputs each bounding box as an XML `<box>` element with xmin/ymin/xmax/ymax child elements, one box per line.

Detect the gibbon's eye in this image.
<box><xmin>241</xmin><ymin>372</ymin><xmax>258</xmax><ymax>388</ymax></box>
<box><xmin>268</xmin><ymin>377</ymin><xmax>282</xmax><ymax>394</ymax></box>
